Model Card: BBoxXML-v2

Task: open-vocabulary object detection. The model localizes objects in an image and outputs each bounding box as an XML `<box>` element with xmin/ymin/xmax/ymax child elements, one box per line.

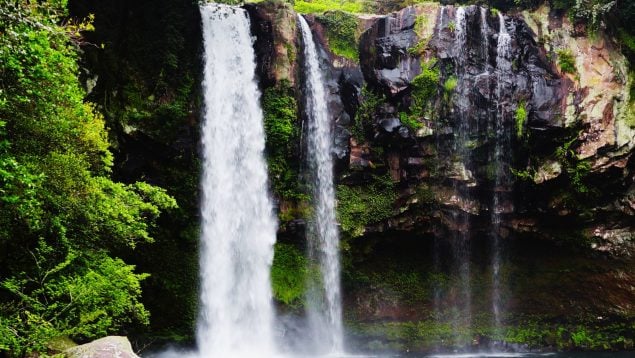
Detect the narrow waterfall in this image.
<box><xmin>492</xmin><ymin>11</ymin><xmax>513</xmax><ymax>332</ymax></box>
<box><xmin>480</xmin><ymin>7</ymin><xmax>490</xmax><ymax>70</ymax></box>
<box><xmin>452</xmin><ymin>6</ymin><xmax>472</xmax><ymax>344</ymax></box>
<box><xmin>197</xmin><ymin>4</ymin><xmax>277</xmax><ymax>357</ymax></box>
<box><xmin>298</xmin><ymin>15</ymin><xmax>344</xmax><ymax>354</ymax></box>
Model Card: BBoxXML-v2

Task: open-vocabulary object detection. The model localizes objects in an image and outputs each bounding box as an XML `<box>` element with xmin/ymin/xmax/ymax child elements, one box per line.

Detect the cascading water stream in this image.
<box><xmin>492</xmin><ymin>11</ymin><xmax>513</xmax><ymax>333</ymax></box>
<box><xmin>298</xmin><ymin>15</ymin><xmax>344</xmax><ymax>354</ymax></box>
<box><xmin>197</xmin><ymin>4</ymin><xmax>278</xmax><ymax>357</ymax></box>
<box><xmin>451</xmin><ymin>6</ymin><xmax>472</xmax><ymax>345</ymax></box>
<box><xmin>480</xmin><ymin>7</ymin><xmax>490</xmax><ymax>71</ymax></box>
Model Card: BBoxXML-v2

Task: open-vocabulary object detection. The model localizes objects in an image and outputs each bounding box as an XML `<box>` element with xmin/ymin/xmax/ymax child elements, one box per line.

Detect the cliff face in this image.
<box><xmin>248</xmin><ymin>0</ymin><xmax>634</xmax><ymax>351</ymax></box>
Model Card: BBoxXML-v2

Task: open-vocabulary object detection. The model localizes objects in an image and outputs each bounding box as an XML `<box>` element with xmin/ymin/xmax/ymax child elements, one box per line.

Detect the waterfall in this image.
<box><xmin>452</xmin><ymin>6</ymin><xmax>472</xmax><ymax>346</ymax></box>
<box><xmin>480</xmin><ymin>7</ymin><xmax>490</xmax><ymax>70</ymax></box>
<box><xmin>298</xmin><ymin>15</ymin><xmax>344</xmax><ymax>354</ymax></box>
<box><xmin>437</xmin><ymin>6</ymin><xmax>445</xmax><ymax>39</ymax></box>
<box><xmin>455</xmin><ymin>7</ymin><xmax>467</xmax><ymax>67</ymax></box>
<box><xmin>197</xmin><ymin>4</ymin><xmax>277</xmax><ymax>357</ymax></box>
<box><xmin>492</xmin><ymin>11</ymin><xmax>512</xmax><ymax>333</ymax></box>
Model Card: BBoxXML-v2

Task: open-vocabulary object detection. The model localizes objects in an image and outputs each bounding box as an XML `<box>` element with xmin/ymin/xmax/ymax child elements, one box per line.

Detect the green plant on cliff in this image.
<box><xmin>262</xmin><ymin>83</ymin><xmax>305</xmax><ymax>202</ymax></box>
<box><xmin>555</xmin><ymin>136</ymin><xmax>592</xmax><ymax>195</ymax></box>
<box><xmin>556</xmin><ymin>49</ymin><xmax>577</xmax><ymax>74</ymax></box>
<box><xmin>0</xmin><ymin>1</ymin><xmax>177</xmax><ymax>354</ymax></box>
<box><xmin>271</xmin><ymin>243</ymin><xmax>308</xmax><ymax>307</ymax></box>
<box><xmin>397</xmin><ymin>60</ymin><xmax>440</xmax><ymax>129</ymax></box>
<box><xmin>515</xmin><ymin>101</ymin><xmax>528</xmax><ymax>138</ymax></box>
<box><xmin>353</xmin><ymin>86</ymin><xmax>384</xmax><ymax>141</ymax></box>
<box><xmin>316</xmin><ymin>10</ymin><xmax>359</xmax><ymax>61</ymax></box>
<box><xmin>336</xmin><ymin>174</ymin><xmax>397</xmax><ymax>238</ymax></box>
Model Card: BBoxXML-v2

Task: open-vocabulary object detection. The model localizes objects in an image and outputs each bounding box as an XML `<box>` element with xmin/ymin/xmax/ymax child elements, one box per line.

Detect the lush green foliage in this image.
<box><xmin>515</xmin><ymin>101</ymin><xmax>528</xmax><ymax>138</ymax></box>
<box><xmin>271</xmin><ymin>243</ymin><xmax>308</xmax><ymax>307</ymax></box>
<box><xmin>262</xmin><ymin>83</ymin><xmax>306</xmax><ymax>202</ymax></box>
<box><xmin>336</xmin><ymin>175</ymin><xmax>397</xmax><ymax>238</ymax></box>
<box><xmin>556</xmin><ymin>49</ymin><xmax>577</xmax><ymax>74</ymax></box>
<box><xmin>0</xmin><ymin>1</ymin><xmax>176</xmax><ymax>354</ymax></box>
<box><xmin>316</xmin><ymin>10</ymin><xmax>359</xmax><ymax>61</ymax></box>
<box><xmin>294</xmin><ymin>0</ymin><xmax>363</xmax><ymax>14</ymax></box>
<box><xmin>398</xmin><ymin>61</ymin><xmax>440</xmax><ymax>131</ymax></box>
<box><xmin>353</xmin><ymin>86</ymin><xmax>384</xmax><ymax>141</ymax></box>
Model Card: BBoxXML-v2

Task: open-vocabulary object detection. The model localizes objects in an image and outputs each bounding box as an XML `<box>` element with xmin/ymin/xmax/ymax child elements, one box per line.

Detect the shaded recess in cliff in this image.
<box><xmin>68</xmin><ymin>0</ymin><xmax>203</xmax><ymax>344</ymax></box>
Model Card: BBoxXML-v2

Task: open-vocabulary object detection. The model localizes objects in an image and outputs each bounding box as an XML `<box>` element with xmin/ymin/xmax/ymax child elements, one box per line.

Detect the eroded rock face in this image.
<box><xmin>246</xmin><ymin>0</ymin><xmax>298</xmax><ymax>87</ymax></box>
<box><xmin>65</xmin><ymin>336</ymin><xmax>139</xmax><ymax>358</ymax></box>
<box><xmin>359</xmin><ymin>6</ymin><xmax>421</xmax><ymax>95</ymax></box>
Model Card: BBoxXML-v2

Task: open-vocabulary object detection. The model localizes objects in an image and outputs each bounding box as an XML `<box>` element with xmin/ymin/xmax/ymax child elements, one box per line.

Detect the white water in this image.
<box><xmin>197</xmin><ymin>4</ymin><xmax>278</xmax><ymax>357</ymax></box>
<box><xmin>298</xmin><ymin>15</ymin><xmax>344</xmax><ymax>354</ymax></box>
<box><xmin>437</xmin><ymin>6</ymin><xmax>445</xmax><ymax>38</ymax></box>
<box><xmin>480</xmin><ymin>7</ymin><xmax>490</xmax><ymax>70</ymax></box>
<box><xmin>492</xmin><ymin>12</ymin><xmax>512</xmax><ymax>331</ymax></box>
<box><xmin>455</xmin><ymin>7</ymin><xmax>467</xmax><ymax>67</ymax></box>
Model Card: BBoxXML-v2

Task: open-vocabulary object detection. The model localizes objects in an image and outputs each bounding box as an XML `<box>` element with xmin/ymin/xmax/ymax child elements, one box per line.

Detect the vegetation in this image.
<box><xmin>336</xmin><ymin>175</ymin><xmax>397</xmax><ymax>238</ymax></box>
<box><xmin>262</xmin><ymin>83</ymin><xmax>305</xmax><ymax>201</ymax></box>
<box><xmin>294</xmin><ymin>0</ymin><xmax>363</xmax><ymax>14</ymax></box>
<box><xmin>515</xmin><ymin>101</ymin><xmax>528</xmax><ymax>138</ymax></box>
<box><xmin>353</xmin><ymin>86</ymin><xmax>384</xmax><ymax>141</ymax></box>
<box><xmin>557</xmin><ymin>49</ymin><xmax>577</xmax><ymax>74</ymax></box>
<box><xmin>0</xmin><ymin>1</ymin><xmax>177</xmax><ymax>354</ymax></box>
<box><xmin>316</xmin><ymin>10</ymin><xmax>359</xmax><ymax>61</ymax></box>
<box><xmin>271</xmin><ymin>243</ymin><xmax>308</xmax><ymax>307</ymax></box>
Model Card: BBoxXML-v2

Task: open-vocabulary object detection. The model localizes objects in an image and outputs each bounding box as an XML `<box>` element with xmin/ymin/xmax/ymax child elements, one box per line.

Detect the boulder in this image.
<box><xmin>65</xmin><ymin>336</ymin><xmax>140</xmax><ymax>358</ymax></box>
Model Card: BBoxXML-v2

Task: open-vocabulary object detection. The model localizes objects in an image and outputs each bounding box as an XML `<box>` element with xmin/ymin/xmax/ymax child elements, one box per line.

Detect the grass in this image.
<box><xmin>294</xmin><ymin>0</ymin><xmax>364</xmax><ymax>14</ymax></box>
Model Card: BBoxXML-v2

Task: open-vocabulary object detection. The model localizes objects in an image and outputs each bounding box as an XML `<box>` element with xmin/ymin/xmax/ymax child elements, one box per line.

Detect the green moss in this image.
<box><xmin>515</xmin><ymin>101</ymin><xmax>528</xmax><ymax>138</ymax></box>
<box><xmin>353</xmin><ymin>86</ymin><xmax>384</xmax><ymax>141</ymax></box>
<box><xmin>443</xmin><ymin>75</ymin><xmax>458</xmax><ymax>94</ymax></box>
<box><xmin>398</xmin><ymin>60</ymin><xmax>440</xmax><ymax>129</ymax></box>
<box><xmin>411</xmin><ymin>61</ymin><xmax>440</xmax><ymax>111</ymax></box>
<box><xmin>336</xmin><ymin>175</ymin><xmax>397</xmax><ymax>238</ymax></box>
<box><xmin>556</xmin><ymin>49</ymin><xmax>577</xmax><ymax>74</ymax></box>
<box><xmin>294</xmin><ymin>0</ymin><xmax>363</xmax><ymax>14</ymax></box>
<box><xmin>316</xmin><ymin>10</ymin><xmax>359</xmax><ymax>61</ymax></box>
<box><xmin>262</xmin><ymin>83</ymin><xmax>306</xmax><ymax>201</ymax></box>
<box><xmin>271</xmin><ymin>243</ymin><xmax>308</xmax><ymax>307</ymax></box>
<box><xmin>398</xmin><ymin>111</ymin><xmax>423</xmax><ymax>131</ymax></box>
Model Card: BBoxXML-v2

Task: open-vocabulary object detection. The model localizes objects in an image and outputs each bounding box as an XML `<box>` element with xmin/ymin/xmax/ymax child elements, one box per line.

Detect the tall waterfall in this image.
<box><xmin>298</xmin><ymin>15</ymin><xmax>344</xmax><ymax>354</ymax></box>
<box><xmin>451</xmin><ymin>6</ymin><xmax>472</xmax><ymax>345</ymax></box>
<box><xmin>492</xmin><ymin>11</ymin><xmax>513</xmax><ymax>332</ymax></box>
<box><xmin>197</xmin><ymin>4</ymin><xmax>277</xmax><ymax>357</ymax></box>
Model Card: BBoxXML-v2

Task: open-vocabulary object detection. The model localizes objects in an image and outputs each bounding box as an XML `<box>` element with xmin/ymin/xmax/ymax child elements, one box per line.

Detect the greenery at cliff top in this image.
<box><xmin>316</xmin><ymin>10</ymin><xmax>359</xmax><ymax>61</ymax></box>
<box><xmin>0</xmin><ymin>0</ymin><xmax>176</xmax><ymax>355</ymax></box>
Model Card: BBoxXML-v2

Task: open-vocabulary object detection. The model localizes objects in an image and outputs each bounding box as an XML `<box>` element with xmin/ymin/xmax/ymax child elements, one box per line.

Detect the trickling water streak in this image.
<box><xmin>437</xmin><ymin>6</ymin><xmax>445</xmax><ymax>39</ymax></box>
<box><xmin>451</xmin><ymin>6</ymin><xmax>472</xmax><ymax>347</ymax></box>
<box><xmin>480</xmin><ymin>7</ymin><xmax>490</xmax><ymax>70</ymax></box>
<box><xmin>492</xmin><ymin>12</ymin><xmax>512</xmax><ymax>333</ymax></box>
<box><xmin>298</xmin><ymin>15</ymin><xmax>344</xmax><ymax>354</ymax></box>
<box><xmin>455</xmin><ymin>7</ymin><xmax>467</xmax><ymax>67</ymax></box>
<box><xmin>197</xmin><ymin>4</ymin><xmax>277</xmax><ymax>357</ymax></box>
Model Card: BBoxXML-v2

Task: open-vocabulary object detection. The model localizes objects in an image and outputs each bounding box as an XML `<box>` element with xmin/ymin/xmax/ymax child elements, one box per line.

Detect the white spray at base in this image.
<box><xmin>197</xmin><ymin>4</ymin><xmax>278</xmax><ymax>357</ymax></box>
<box><xmin>298</xmin><ymin>15</ymin><xmax>345</xmax><ymax>355</ymax></box>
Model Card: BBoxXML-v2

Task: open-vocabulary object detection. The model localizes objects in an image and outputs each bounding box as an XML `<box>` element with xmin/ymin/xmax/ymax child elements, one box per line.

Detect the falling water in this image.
<box><xmin>437</xmin><ymin>6</ymin><xmax>445</xmax><ymax>38</ymax></box>
<box><xmin>480</xmin><ymin>7</ymin><xmax>490</xmax><ymax>70</ymax></box>
<box><xmin>298</xmin><ymin>15</ymin><xmax>344</xmax><ymax>354</ymax></box>
<box><xmin>455</xmin><ymin>7</ymin><xmax>467</xmax><ymax>66</ymax></box>
<box><xmin>452</xmin><ymin>6</ymin><xmax>472</xmax><ymax>346</ymax></box>
<box><xmin>492</xmin><ymin>12</ymin><xmax>513</xmax><ymax>332</ymax></box>
<box><xmin>197</xmin><ymin>4</ymin><xmax>278</xmax><ymax>357</ymax></box>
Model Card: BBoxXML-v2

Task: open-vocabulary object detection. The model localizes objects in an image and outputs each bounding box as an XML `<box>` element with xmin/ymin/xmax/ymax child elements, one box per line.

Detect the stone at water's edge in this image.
<box><xmin>64</xmin><ymin>336</ymin><xmax>140</xmax><ymax>358</ymax></box>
